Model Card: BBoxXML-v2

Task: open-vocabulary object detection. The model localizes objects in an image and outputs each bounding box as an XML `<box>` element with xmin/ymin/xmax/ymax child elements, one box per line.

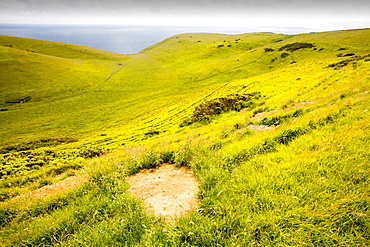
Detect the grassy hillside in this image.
<box><xmin>0</xmin><ymin>29</ymin><xmax>369</xmax><ymax>246</ymax></box>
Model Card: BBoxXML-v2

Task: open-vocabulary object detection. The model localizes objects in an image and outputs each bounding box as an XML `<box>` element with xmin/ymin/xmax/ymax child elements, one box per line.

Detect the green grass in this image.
<box><xmin>0</xmin><ymin>28</ymin><xmax>369</xmax><ymax>246</ymax></box>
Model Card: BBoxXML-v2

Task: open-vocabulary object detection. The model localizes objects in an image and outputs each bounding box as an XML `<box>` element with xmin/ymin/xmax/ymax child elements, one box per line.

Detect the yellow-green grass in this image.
<box><xmin>0</xmin><ymin>28</ymin><xmax>369</xmax><ymax>246</ymax></box>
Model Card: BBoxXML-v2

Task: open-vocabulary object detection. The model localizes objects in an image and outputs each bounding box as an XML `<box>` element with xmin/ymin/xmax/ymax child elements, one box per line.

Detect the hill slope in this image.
<box><xmin>0</xmin><ymin>29</ymin><xmax>369</xmax><ymax>246</ymax></box>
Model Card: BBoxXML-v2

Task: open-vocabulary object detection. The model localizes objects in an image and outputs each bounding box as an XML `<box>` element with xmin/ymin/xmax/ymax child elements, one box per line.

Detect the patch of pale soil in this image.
<box><xmin>250</xmin><ymin>109</ymin><xmax>278</xmax><ymax>121</ymax></box>
<box><xmin>11</xmin><ymin>175</ymin><xmax>89</xmax><ymax>201</ymax></box>
<box><xmin>250</xmin><ymin>102</ymin><xmax>315</xmax><ymax>121</ymax></box>
<box><xmin>127</xmin><ymin>163</ymin><xmax>199</xmax><ymax>222</ymax></box>
<box><xmin>286</xmin><ymin>101</ymin><xmax>315</xmax><ymax>111</ymax></box>
<box><xmin>248</xmin><ymin>125</ymin><xmax>275</xmax><ymax>132</ymax></box>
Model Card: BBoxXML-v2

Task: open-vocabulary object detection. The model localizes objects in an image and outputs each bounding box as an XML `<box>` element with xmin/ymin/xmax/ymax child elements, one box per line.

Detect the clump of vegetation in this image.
<box><xmin>181</xmin><ymin>93</ymin><xmax>261</xmax><ymax>126</ymax></box>
<box><xmin>281</xmin><ymin>52</ymin><xmax>290</xmax><ymax>58</ymax></box>
<box><xmin>256</xmin><ymin>109</ymin><xmax>304</xmax><ymax>126</ymax></box>
<box><xmin>5</xmin><ymin>96</ymin><xmax>31</xmax><ymax>104</ymax></box>
<box><xmin>327</xmin><ymin>54</ymin><xmax>370</xmax><ymax>69</ymax></box>
<box><xmin>273</xmin><ymin>126</ymin><xmax>310</xmax><ymax>144</ymax></box>
<box><xmin>76</xmin><ymin>145</ymin><xmax>108</xmax><ymax>159</ymax></box>
<box><xmin>337</xmin><ymin>53</ymin><xmax>355</xmax><ymax>57</ymax></box>
<box><xmin>343</xmin><ymin>53</ymin><xmax>356</xmax><ymax>57</ymax></box>
<box><xmin>252</xmin><ymin>106</ymin><xmax>270</xmax><ymax>117</ymax></box>
<box><xmin>264</xmin><ymin>48</ymin><xmax>275</xmax><ymax>52</ymax></box>
<box><xmin>278</xmin><ymin>42</ymin><xmax>315</xmax><ymax>52</ymax></box>
<box><xmin>144</xmin><ymin>130</ymin><xmax>160</xmax><ymax>137</ymax></box>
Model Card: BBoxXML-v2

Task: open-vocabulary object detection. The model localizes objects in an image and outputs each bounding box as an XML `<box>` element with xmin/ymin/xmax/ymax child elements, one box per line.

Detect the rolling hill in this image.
<box><xmin>0</xmin><ymin>28</ymin><xmax>369</xmax><ymax>246</ymax></box>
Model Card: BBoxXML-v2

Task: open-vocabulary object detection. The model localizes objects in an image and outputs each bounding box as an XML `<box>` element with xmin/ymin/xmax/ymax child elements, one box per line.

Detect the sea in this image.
<box><xmin>0</xmin><ymin>24</ymin><xmax>310</xmax><ymax>54</ymax></box>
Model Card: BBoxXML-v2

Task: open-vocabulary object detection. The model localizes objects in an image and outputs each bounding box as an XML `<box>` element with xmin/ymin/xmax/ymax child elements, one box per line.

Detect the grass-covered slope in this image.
<box><xmin>0</xmin><ymin>29</ymin><xmax>369</xmax><ymax>246</ymax></box>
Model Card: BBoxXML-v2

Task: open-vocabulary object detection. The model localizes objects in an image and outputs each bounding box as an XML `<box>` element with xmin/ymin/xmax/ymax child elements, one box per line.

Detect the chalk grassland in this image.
<box><xmin>0</xmin><ymin>29</ymin><xmax>369</xmax><ymax>246</ymax></box>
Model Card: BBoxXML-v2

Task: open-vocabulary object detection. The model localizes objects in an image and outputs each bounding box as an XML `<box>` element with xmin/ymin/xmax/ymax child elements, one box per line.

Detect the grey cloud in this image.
<box><xmin>0</xmin><ymin>0</ymin><xmax>369</xmax><ymax>27</ymax></box>
<box><xmin>1</xmin><ymin>0</ymin><xmax>368</xmax><ymax>13</ymax></box>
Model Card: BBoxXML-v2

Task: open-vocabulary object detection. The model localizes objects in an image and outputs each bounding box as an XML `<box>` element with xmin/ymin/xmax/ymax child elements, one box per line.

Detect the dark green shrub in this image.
<box><xmin>343</xmin><ymin>53</ymin><xmax>356</xmax><ymax>57</ymax></box>
<box><xmin>181</xmin><ymin>92</ymin><xmax>261</xmax><ymax>126</ymax></box>
<box><xmin>144</xmin><ymin>130</ymin><xmax>160</xmax><ymax>137</ymax></box>
<box><xmin>279</xmin><ymin>43</ymin><xmax>315</xmax><ymax>52</ymax></box>
<box><xmin>281</xmin><ymin>52</ymin><xmax>289</xmax><ymax>58</ymax></box>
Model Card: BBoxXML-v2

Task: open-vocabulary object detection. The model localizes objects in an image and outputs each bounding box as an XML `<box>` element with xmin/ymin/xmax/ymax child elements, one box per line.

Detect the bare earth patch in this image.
<box><xmin>127</xmin><ymin>163</ymin><xmax>199</xmax><ymax>222</ymax></box>
<box><xmin>248</xmin><ymin>125</ymin><xmax>275</xmax><ymax>132</ymax></box>
<box><xmin>250</xmin><ymin>109</ymin><xmax>278</xmax><ymax>121</ymax></box>
<box><xmin>10</xmin><ymin>175</ymin><xmax>89</xmax><ymax>201</ymax></box>
<box><xmin>250</xmin><ymin>102</ymin><xmax>315</xmax><ymax>121</ymax></box>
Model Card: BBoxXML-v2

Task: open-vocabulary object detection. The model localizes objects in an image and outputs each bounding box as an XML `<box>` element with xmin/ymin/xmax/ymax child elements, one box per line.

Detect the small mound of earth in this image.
<box><xmin>127</xmin><ymin>163</ymin><xmax>199</xmax><ymax>222</ymax></box>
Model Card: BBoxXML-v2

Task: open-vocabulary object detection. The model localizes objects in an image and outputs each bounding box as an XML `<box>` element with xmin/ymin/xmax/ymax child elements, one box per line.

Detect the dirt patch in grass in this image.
<box><xmin>286</xmin><ymin>101</ymin><xmax>315</xmax><ymax>110</ymax></box>
<box><xmin>250</xmin><ymin>110</ymin><xmax>278</xmax><ymax>121</ymax></box>
<box><xmin>248</xmin><ymin>125</ymin><xmax>275</xmax><ymax>132</ymax></box>
<box><xmin>127</xmin><ymin>163</ymin><xmax>199</xmax><ymax>222</ymax></box>
<box><xmin>11</xmin><ymin>175</ymin><xmax>88</xmax><ymax>201</ymax></box>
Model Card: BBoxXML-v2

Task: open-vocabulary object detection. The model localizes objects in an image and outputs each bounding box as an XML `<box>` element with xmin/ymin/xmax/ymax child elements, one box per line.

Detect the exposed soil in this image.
<box><xmin>127</xmin><ymin>163</ymin><xmax>199</xmax><ymax>222</ymax></box>
<box><xmin>286</xmin><ymin>101</ymin><xmax>315</xmax><ymax>110</ymax></box>
<box><xmin>248</xmin><ymin>125</ymin><xmax>275</xmax><ymax>132</ymax></box>
<box><xmin>11</xmin><ymin>175</ymin><xmax>89</xmax><ymax>201</ymax></box>
<box><xmin>250</xmin><ymin>110</ymin><xmax>278</xmax><ymax>121</ymax></box>
<box><xmin>250</xmin><ymin>102</ymin><xmax>314</xmax><ymax>121</ymax></box>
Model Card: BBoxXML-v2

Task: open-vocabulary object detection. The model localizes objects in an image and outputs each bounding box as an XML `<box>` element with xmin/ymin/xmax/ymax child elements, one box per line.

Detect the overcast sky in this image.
<box><xmin>1</xmin><ymin>0</ymin><xmax>369</xmax><ymax>32</ymax></box>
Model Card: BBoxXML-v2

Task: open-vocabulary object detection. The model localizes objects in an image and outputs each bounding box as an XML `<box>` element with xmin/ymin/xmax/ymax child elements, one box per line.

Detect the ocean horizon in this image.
<box><xmin>0</xmin><ymin>24</ymin><xmax>312</xmax><ymax>54</ymax></box>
